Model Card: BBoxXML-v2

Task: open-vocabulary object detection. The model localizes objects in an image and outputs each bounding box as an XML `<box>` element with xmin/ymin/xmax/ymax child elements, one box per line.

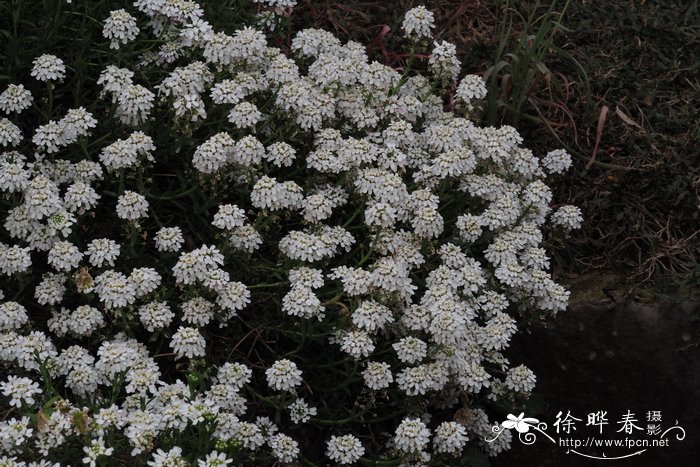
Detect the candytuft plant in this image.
<box><xmin>0</xmin><ymin>0</ymin><xmax>581</xmax><ymax>465</ymax></box>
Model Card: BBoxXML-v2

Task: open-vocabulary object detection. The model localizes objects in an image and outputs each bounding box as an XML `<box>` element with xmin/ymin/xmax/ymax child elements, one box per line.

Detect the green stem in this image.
<box><xmin>248</xmin><ymin>281</ymin><xmax>288</xmax><ymax>289</ymax></box>
<box><xmin>359</xmin><ymin>458</ymin><xmax>402</xmax><ymax>466</ymax></box>
<box><xmin>244</xmin><ymin>385</ymin><xmax>280</xmax><ymax>410</ymax></box>
<box><xmin>46</xmin><ymin>82</ymin><xmax>54</xmax><ymax>119</ymax></box>
<box><xmin>357</xmin><ymin>232</ymin><xmax>381</xmax><ymax>267</ymax></box>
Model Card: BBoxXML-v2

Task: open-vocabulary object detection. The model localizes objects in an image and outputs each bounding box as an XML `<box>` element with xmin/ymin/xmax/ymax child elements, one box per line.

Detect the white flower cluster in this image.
<box><xmin>31</xmin><ymin>54</ymin><xmax>66</xmax><ymax>82</ymax></box>
<box><xmin>0</xmin><ymin>1</ymin><xmax>582</xmax><ymax>465</ymax></box>
<box><xmin>98</xmin><ymin>66</ymin><xmax>154</xmax><ymax>125</ymax></box>
<box><xmin>99</xmin><ymin>131</ymin><xmax>155</xmax><ymax>171</ymax></box>
<box><xmin>457</xmin><ymin>74</ymin><xmax>489</xmax><ymax>111</ymax></box>
<box><xmin>103</xmin><ymin>9</ymin><xmax>140</xmax><ymax>49</ymax></box>
<box><xmin>0</xmin><ymin>84</ymin><xmax>33</xmax><ymax>114</ymax></box>
<box><xmin>402</xmin><ymin>6</ymin><xmax>435</xmax><ymax>40</ymax></box>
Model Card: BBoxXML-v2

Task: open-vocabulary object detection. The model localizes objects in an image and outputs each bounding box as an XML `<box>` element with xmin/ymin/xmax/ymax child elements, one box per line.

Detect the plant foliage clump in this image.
<box><xmin>0</xmin><ymin>0</ymin><xmax>581</xmax><ymax>464</ymax></box>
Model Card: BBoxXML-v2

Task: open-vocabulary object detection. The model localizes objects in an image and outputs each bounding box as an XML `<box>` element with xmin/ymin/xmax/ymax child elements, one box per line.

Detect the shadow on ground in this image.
<box><xmin>496</xmin><ymin>292</ymin><xmax>700</xmax><ymax>466</ymax></box>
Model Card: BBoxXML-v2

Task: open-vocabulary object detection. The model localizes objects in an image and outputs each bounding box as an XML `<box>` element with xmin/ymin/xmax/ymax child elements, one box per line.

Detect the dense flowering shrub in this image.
<box><xmin>0</xmin><ymin>0</ymin><xmax>582</xmax><ymax>465</ymax></box>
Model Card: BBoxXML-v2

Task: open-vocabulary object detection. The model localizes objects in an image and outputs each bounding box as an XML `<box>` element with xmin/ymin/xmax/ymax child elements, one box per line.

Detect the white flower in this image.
<box><xmin>138</xmin><ymin>301</ymin><xmax>174</xmax><ymax>332</ymax></box>
<box><xmin>326</xmin><ymin>434</ymin><xmax>365</xmax><ymax>464</ymax></box>
<box><xmin>203</xmin><ymin>267</ymin><xmax>229</xmax><ymax>290</ymax></box>
<box><xmin>0</xmin><ymin>244</ymin><xmax>32</xmax><ymax>276</ymax></box>
<box><xmin>116</xmin><ymin>190</ymin><xmax>149</xmax><ymax>220</ymax></box>
<box><xmin>268</xmin><ymin>433</ymin><xmax>299</xmax><ymax>463</ymax></box>
<box><xmin>154</xmin><ymin>226</ymin><xmax>185</xmax><ymax>252</ymax></box>
<box><xmin>229</xmin><ymin>225</ymin><xmax>263</xmax><ymax>253</ymax></box>
<box><xmin>192</xmin><ymin>132</ymin><xmax>234</xmax><ymax>173</ymax></box>
<box><xmin>161</xmin><ymin>61</ymin><xmax>213</xmax><ymax>98</ymax></box>
<box><xmin>116</xmin><ymin>84</ymin><xmax>154</xmax><ymax>125</ymax></box>
<box><xmin>282</xmin><ymin>285</ymin><xmax>325</xmax><ymax>320</ymax></box>
<box><xmin>251</xmin><ymin>176</ymin><xmax>291</xmax><ymax>210</ymax></box>
<box><xmin>170</xmin><ymin>326</ymin><xmax>206</xmax><ymax>359</ymax></box>
<box><xmin>86</xmin><ymin>238</ymin><xmax>120</xmax><ymax>267</ymax></box>
<box><xmin>266</xmin><ymin>359</ymin><xmax>303</xmax><ymax>391</ymax></box>
<box><xmin>129</xmin><ymin>267</ymin><xmax>162</xmax><ymax>297</ymax></box>
<box><xmin>0</xmin><ymin>415</ymin><xmax>33</xmax><ymax>453</ymax></box>
<box><xmin>103</xmin><ymin>9</ymin><xmax>139</xmax><ymax>49</ymax></box>
<box><xmin>0</xmin><ymin>119</ymin><xmax>22</xmax><ymax>147</ymax></box>
<box><xmin>393</xmin><ymin>337</ymin><xmax>427</xmax><ymax>364</ymax></box>
<box><xmin>0</xmin><ymin>5</ymin><xmax>582</xmax><ymax>462</ymax></box>
<box><xmin>456</xmin><ymin>74</ymin><xmax>487</xmax><ymax>110</ymax></box>
<box><xmin>225</xmin><ymin>135</ymin><xmax>266</xmax><ymax>170</ymax></box>
<box><xmin>329</xmin><ymin>266</ymin><xmax>370</xmax><ymax>296</ymax></box>
<box><xmin>0</xmin><ymin>160</ymin><xmax>30</xmax><ymax>193</ymax></box>
<box><xmin>65</xmin><ymin>183</ymin><xmax>100</xmax><ymax>214</ymax></box>
<box><xmin>0</xmin><ymin>84</ymin><xmax>33</xmax><ymax>114</ymax></box>
<box><xmin>215</xmin><ymin>281</ymin><xmax>250</xmax><ymax>315</ymax></box>
<box><xmin>365</xmin><ymin>201</ymin><xmax>398</xmax><ymax>228</ymax></box>
<box><xmin>47</xmin><ymin>308</ymin><xmax>72</xmax><ymax>337</ymax></box>
<box><xmin>12</xmin><ymin>331</ymin><xmax>57</xmax><ymax>372</ymax></box>
<box><xmin>73</xmin><ymin>159</ymin><xmax>104</xmax><ymax>183</ymax></box>
<box><xmin>542</xmin><ymin>148</ymin><xmax>573</xmax><ymax>174</ymax></box>
<box><xmin>291</xmin><ymin>28</ymin><xmax>341</xmax><ymax>57</ymax></box>
<box><xmin>33</xmin><ymin>120</ymin><xmax>66</xmax><ymax>153</ymax></box>
<box><xmin>495</xmin><ymin>262</ymin><xmax>526</xmax><ymax>288</ymax></box>
<box><xmin>253</xmin><ymin>0</ymin><xmax>298</xmax><ymax>8</ymax></box>
<box><xmin>230</xmin><ymin>421</ymin><xmax>265</xmax><ymax>449</ymax></box>
<box><xmin>173</xmin><ymin>246</ymin><xmax>222</xmax><ymax>285</ymax></box>
<box><xmin>210</xmin><ymin>79</ymin><xmax>245</xmax><ymax>105</ymax></box>
<box><xmin>433</xmin><ymin>421</ymin><xmax>468</xmax><ymax>454</ymax></box>
<box><xmin>180</xmin><ymin>18</ymin><xmax>215</xmax><ymax>47</ymax></box>
<box><xmin>458</xmin><ymin>361</ymin><xmax>491</xmax><ymax>393</ymax></box>
<box><xmin>402</xmin><ymin>6</ymin><xmax>435</xmax><ymax>39</ymax></box>
<box><xmin>94</xmin><ymin>270</ymin><xmax>136</xmax><ymax>309</ymax></box>
<box><xmin>550</xmin><ymin>205</ymin><xmax>583</xmax><ymax>230</ymax></box>
<box><xmin>47</xmin><ymin>241</ymin><xmax>83</xmax><ymax>271</ymax></box>
<box><xmin>394</xmin><ymin>417</ymin><xmax>431</xmax><ymax>453</ymax></box>
<box><xmin>197</xmin><ymin>450</ymin><xmax>233</xmax><ymax>467</ymax></box>
<box><xmin>288</xmin><ymin>398</ymin><xmax>317</xmax><ymax>424</ymax></box>
<box><xmin>264</xmin><ymin>141</ymin><xmax>296</xmax><ymax>167</ymax></box>
<box><xmin>429</xmin><ymin>41</ymin><xmax>461</xmax><ymax>81</ymax></box>
<box><xmin>203</xmin><ymin>32</ymin><xmax>235</xmax><ymax>66</ymax></box>
<box><xmin>35</xmin><ymin>273</ymin><xmax>66</xmax><ymax>305</ymax></box>
<box><xmin>67</xmin><ymin>305</ymin><xmax>105</xmax><ymax>337</ymax></box>
<box><xmin>215</xmin><ymin>362</ymin><xmax>252</xmax><ymax>388</ymax></box>
<box><xmin>0</xmin><ymin>376</ymin><xmax>42</xmax><ymax>407</ymax></box>
<box><xmin>279</xmin><ymin>226</ymin><xmax>354</xmax><ymax>262</ymax></box>
<box><xmin>231</xmin><ymin>26</ymin><xmax>267</xmax><ymax>59</ymax></box>
<box><xmin>212</xmin><ymin>204</ymin><xmax>246</xmax><ymax>230</ymax></box>
<box><xmin>173</xmin><ymin>93</ymin><xmax>207</xmax><ymax>121</ymax></box>
<box><xmin>362</xmin><ymin>361</ymin><xmax>393</xmax><ymax>390</ymax></box>
<box><xmin>352</xmin><ymin>300</ymin><xmax>394</xmax><ymax>334</ymax></box>
<box><xmin>339</xmin><ymin>330</ymin><xmax>375</xmax><ymax>359</ymax></box>
<box><xmin>147</xmin><ymin>447</ymin><xmax>186</xmax><ymax>467</ymax></box>
<box><xmin>288</xmin><ymin>267</ymin><xmax>324</xmax><ymax>289</ymax></box>
<box><xmin>538</xmin><ymin>280</ymin><xmax>570</xmax><ymax>313</ymax></box>
<box><xmin>99</xmin><ymin>133</ymin><xmax>154</xmax><ymax>171</ymax></box>
<box><xmin>181</xmin><ymin>296</ymin><xmax>216</xmax><ymax>326</ymax></box>
<box><xmin>396</xmin><ymin>365</ymin><xmax>435</xmax><ymax>396</ymax></box>
<box><xmin>31</xmin><ymin>54</ymin><xmax>66</xmax><ymax>81</ymax></box>
<box><xmin>227</xmin><ymin>101</ymin><xmax>262</xmax><ymax>128</ymax></box>
<box><xmin>97</xmin><ymin>66</ymin><xmax>134</xmax><ymax>97</ymax></box>
<box><xmin>82</xmin><ymin>437</ymin><xmax>114</xmax><ymax>467</ymax></box>
<box><xmin>61</xmin><ymin>107</ymin><xmax>97</xmax><ymax>143</ymax></box>
<box><xmin>504</xmin><ymin>365</ymin><xmax>536</xmax><ymax>393</ymax></box>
